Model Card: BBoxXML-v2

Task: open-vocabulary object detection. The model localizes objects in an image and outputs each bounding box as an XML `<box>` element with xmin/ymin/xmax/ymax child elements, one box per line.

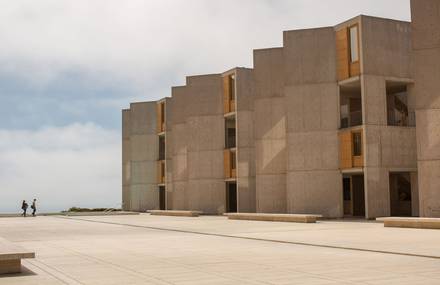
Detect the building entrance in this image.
<box><xmin>226</xmin><ymin>182</ymin><xmax>237</xmax><ymax>213</ymax></box>
<box><xmin>343</xmin><ymin>174</ymin><xmax>365</xmax><ymax>217</ymax></box>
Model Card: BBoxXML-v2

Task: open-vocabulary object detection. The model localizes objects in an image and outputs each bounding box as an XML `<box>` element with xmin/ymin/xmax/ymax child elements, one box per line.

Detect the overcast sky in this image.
<box><xmin>0</xmin><ymin>0</ymin><xmax>411</xmax><ymax>213</ymax></box>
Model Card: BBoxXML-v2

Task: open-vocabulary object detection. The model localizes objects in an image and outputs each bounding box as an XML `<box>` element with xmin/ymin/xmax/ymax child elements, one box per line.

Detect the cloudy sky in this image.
<box><xmin>0</xmin><ymin>0</ymin><xmax>410</xmax><ymax>213</ymax></box>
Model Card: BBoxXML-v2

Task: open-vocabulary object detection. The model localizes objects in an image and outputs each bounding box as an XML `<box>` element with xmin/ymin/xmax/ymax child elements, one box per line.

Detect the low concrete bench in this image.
<box><xmin>0</xmin><ymin>238</ymin><xmax>35</xmax><ymax>274</ymax></box>
<box><xmin>224</xmin><ymin>213</ymin><xmax>322</xmax><ymax>223</ymax></box>
<box><xmin>148</xmin><ymin>210</ymin><xmax>203</xmax><ymax>217</ymax></box>
<box><xmin>376</xmin><ymin>217</ymin><xmax>440</xmax><ymax>229</ymax></box>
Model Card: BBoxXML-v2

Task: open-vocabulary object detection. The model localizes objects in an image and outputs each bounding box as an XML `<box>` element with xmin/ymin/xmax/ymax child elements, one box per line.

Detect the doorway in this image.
<box><xmin>226</xmin><ymin>182</ymin><xmax>237</xmax><ymax>213</ymax></box>
<box><xmin>389</xmin><ymin>172</ymin><xmax>412</xmax><ymax>216</ymax></box>
<box><xmin>343</xmin><ymin>174</ymin><xmax>365</xmax><ymax>217</ymax></box>
<box><xmin>159</xmin><ymin>186</ymin><xmax>166</xmax><ymax>210</ymax></box>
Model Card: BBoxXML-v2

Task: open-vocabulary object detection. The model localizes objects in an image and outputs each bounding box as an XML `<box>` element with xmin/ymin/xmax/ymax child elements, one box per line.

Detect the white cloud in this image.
<box><xmin>0</xmin><ymin>124</ymin><xmax>121</xmax><ymax>213</ymax></box>
<box><xmin>0</xmin><ymin>0</ymin><xmax>411</xmax><ymax>99</ymax></box>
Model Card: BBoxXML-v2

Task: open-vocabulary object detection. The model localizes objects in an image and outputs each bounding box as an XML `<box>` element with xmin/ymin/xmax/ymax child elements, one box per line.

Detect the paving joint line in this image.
<box><xmin>54</xmin><ymin>216</ymin><xmax>440</xmax><ymax>261</ymax></box>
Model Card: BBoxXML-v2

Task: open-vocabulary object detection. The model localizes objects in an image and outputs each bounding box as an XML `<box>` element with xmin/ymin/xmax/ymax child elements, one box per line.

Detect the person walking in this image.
<box><xmin>21</xmin><ymin>200</ymin><xmax>28</xmax><ymax>217</ymax></box>
<box><xmin>31</xmin><ymin>199</ymin><xmax>37</xmax><ymax>217</ymax></box>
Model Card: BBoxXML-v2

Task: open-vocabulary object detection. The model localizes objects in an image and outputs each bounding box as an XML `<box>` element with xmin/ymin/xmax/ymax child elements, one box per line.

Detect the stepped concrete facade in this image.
<box><xmin>122</xmin><ymin>1</ymin><xmax>440</xmax><ymax>218</ymax></box>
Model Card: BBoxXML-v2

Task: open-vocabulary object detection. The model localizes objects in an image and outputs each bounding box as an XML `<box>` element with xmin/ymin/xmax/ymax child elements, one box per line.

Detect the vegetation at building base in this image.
<box><xmin>66</xmin><ymin>207</ymin><xmax>121</xmax><ymax>212</ymax></box>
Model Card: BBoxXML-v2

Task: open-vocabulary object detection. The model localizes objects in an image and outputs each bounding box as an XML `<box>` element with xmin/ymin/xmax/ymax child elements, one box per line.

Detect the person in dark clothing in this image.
<box><xmin>21</xmin><ymin>200</ymin><xmax>28</xmax><ymax>217</ymax></box>
<box><xmin>31</xmin><ymin>199</ymin><xmax>37</xmax><ymax>217</ymax></box>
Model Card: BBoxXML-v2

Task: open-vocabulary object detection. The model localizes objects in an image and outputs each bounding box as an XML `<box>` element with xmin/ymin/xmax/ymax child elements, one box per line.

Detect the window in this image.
<box><xmin>225</xmin><ymin>117</ymin><xmax>236</xmax><ymax>149</ymax></box>
<box><xmin>352</xmin><ymin>132</ymin><xmax>362</xmax><ymax>156</ymax></box>
<box><xmin>349</xmin><ymin>25</ymin><xmax>359</xmax><ymax>63</ymax></box>
<box><xmin>231</xmin><ymin>151</ymin><xmax>236</xmax><ymax>170</ymax></box>
<box><xmin>160</xmin><ymin>102</ymin><xmax>165</xmax><ymax>125</ymax></box>
<box><xmin>386</xmin><ymin>83</ymin><xmax>410</xmax><ymax>126</ymax></box>
<box><xmin>229</xmin><ymin>74</ymin><xmax>235</xmax><ymax>101</ymax></box>
<box><xmin>159</xmin><ymin>136</ymin><xmax>165</xmax><ymax>160</ymax></box>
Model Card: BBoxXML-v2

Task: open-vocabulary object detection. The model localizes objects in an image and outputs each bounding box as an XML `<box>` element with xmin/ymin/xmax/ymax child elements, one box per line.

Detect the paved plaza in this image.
<box><xmin>1</xmin><ymin>214</ymin><xmax>440</xmax><ymax>284</ymax></box>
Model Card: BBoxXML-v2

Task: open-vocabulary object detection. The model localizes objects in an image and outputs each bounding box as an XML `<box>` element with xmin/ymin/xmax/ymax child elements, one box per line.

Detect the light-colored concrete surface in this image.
<box><xmin>1</xmin><ymin>215</ymin><xmax>440</xmax><ymax>284</ymax></box>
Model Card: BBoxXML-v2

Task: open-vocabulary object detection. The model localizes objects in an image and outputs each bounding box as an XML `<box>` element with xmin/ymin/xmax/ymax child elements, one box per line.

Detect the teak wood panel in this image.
<box><xmin>339</xmin><ymin>131</ymin><xmax>353</xmax><ymax>169</ymax></box>
<box><xmin>336</xmin><ymin>28</ymin><xmax>349</xmax><ymax>81</ymax></box>
<box><xmin>224</xmin><ymin>149</ymin><xmax>231</xmax><ymax>178</ymax></box>
<box><xmin>223</xmin><ymin>76</ymin><xmax>231</xmax><ymax>113</ymax></box>
<box><xmin>349</xmin><ymin>24</ymin><xmax>360</xmax><ymax>77</ymax></box>
<box><xmin>352</xmin><ymin>131</ymin><xmax>364</xmax><ymax>168</ymax></box>
<box><xmin>157</xmin><ymin>160</ymin><xmax>165</xmax><ymax>184</ymax></box>
<box><xmin>157</xmin><ymin>102</ymin><xmax>165</xmax><ymax>133</ymax></box>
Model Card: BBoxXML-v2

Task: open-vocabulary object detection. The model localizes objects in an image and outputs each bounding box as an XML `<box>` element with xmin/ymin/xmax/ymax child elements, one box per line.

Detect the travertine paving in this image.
<box><xmin>1</xmin><ymin>214</ymin><xmax>440</xmax><ymax>284</ymax></box>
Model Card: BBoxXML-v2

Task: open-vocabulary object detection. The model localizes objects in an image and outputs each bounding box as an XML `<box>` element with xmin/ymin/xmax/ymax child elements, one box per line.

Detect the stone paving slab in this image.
<box><xmin>0</xmin><ymin>215</ymin><xmax>439</xmax><ymax>284</ymax></box>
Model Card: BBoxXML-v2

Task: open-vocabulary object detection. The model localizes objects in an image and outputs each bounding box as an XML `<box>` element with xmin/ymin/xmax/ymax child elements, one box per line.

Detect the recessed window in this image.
<box><xmin>386</xmin><ymin>83</ymin><xmax>411</xmax><ymax>127</ymax></box>
<box><xmin>349</xmin><ymin>25</ymin><xmax>359</xmax><ymax>63</ymax></box>
<box><xmin>229</xmin><ymin>74</ymin><xmax>235</xmax><ymax>101</ymax></box>
<box><xmin>352</xmin><ymin>132</ymin><xmax>362</xmax><ymax>156</ymax></box>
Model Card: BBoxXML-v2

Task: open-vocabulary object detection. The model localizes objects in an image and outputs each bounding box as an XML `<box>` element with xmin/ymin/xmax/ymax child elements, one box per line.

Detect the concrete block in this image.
<box><xmin>225</xmin><ymin>213</ymin><xmax>322</xmax><ymax>223</ymax></box>
<box><xmin>287</xmin><ymin>131</ymin><xmax>339</xmax><ymax>171</ymax></box>
<box><xmin>253</xmin><ymin>48</ymin><xmax>284</xmax><ymax>98</ymax></box>
<box><xmin>285</xmin><ymin>83</ymin><xmax>339</xmax><ymax>132</ymax></box>
<box><xmin>286</xmin><ymin>170</ymin><xmax>342</xmax><ymax>218</ymax></box>
<box><xmin>237</xmin><ymin>147</ymin><xmax>256</xmax><ymax>178</ymax></box>
<box><xmin>283</xmin><ymin>27</ymin><xmax>337</xmax><ymax>84</ymax></box>
<box><xmin>186</xmin><ymin>116</ymin><xmax>224</xmax><ymax>151</ymax></box>
<box><xmin>377</xmin><ymin>217</ymin><xmax>440</xmax><ymax>229</ymax></box>
<box><xmin>187</xmin><ymin>150</ymin><xmax>223</xmax><ymax>179</ymax></box>
<box><xmin>255</xmin><ymin>139</ymin><xmax>286</xmax><ymax>174</ymax></box>
<box><xmin>362</xmin><ymin>75</ymin><xmax>387</xmax><ymax>126</ymax></box>
<box><xmin>130</xmin><ymin>134</ymin><xmax>158</xmax><ymax>162</ymax></box>
<box><xmin>365</xmin><ymin>167</ymin><xmax>390</xmax><ymax>219</ymax></box>
<box><xmin>411</xmin><ymin>0</ymin><xmax>440</xmax><ymax>50</ymax></box>
<box><xmin>129</xmin><ymin>102</ymin><xmax>157</xmax><ymax>135</ymax></box>
<box><xmin>256</xmin><ymin>174</ymin><xmax>286</xmax><ymax>213</ymax></box>
<box><xmin>131</xmin><ymin>161</ymin><xmax>156</xmax><ymax>185</ymax></box>
<box><xmin>412</xmin><ymin>49</ymin><xmax>440</xmax><ymax>109</ymax></box>
<box><xmin>237</xmin><ymin>176</ymin><xmax>256</xmax><ymax>213</ymax></box>
<box><xmin>362</xmin><ymin>16</ymin><xmax>412</xmax><ymax>78</ymax></box>
<box><xmin>130</xmin><ymin>184</ymin><xmax>159</xmax><ymax>212</ymax></box>
<box><xmin>171</xmin><ymin>181</ymin><xmax>187</xmax><ymax>210</ymax></box>
<box><xmin>186</xmin><ymin>179</ymin><xmax>225</xmax><ymax>214</ymax></box>
<box><xmin>237</xmin><ymin>110</ymin><xmax>254</xmax><ymax>148</ymax></box>
<box><xmin>418</xmin><ymin>160</ymin><xmax>440</xmax><ymax>217</ymax></box>
<box><xmin>171</xmin><ymin>153</ymin><xmax>187</xmax><ymax>182</ymax></box>
<box><xmin>254</xmin><ymin>97</ymin><xmax>286</xmax><ymax>140</ymax></box>
<box><xmin>416</xmin><ymin>109</ymin><xmax>440</xmax><ymax>160</ymax></box>
<box><xmin>148</xmin><ymin>210</ymin><xmax>202</xmax><ymax>217</ymax></box>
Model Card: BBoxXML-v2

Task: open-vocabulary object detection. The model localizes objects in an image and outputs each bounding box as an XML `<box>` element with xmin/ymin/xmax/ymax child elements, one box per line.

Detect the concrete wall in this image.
<box><xmin>122</xmin><ymin>109</ymin><xmax>131</xmax><ymax>211</ymax></box>
<box><xmin>235</xmin><ymin>68</ymin><xmax>256</xmax><ymax>213</ymax></box>
<box><xmin>411</xmin><ymin>0</ymin><xmax>440</xmax><ymax>217</ymax></box>
<box><xmin>362</xmin><ymin>16</ymin><xmax>412</xmax><ymax>79</ymax></box>
<box><xmin>253</xmin><ymin>48</ymin><xmax>287</xmax><ymax>213</ymax></box>
<box><xmin>360</xmin><ymin>16</ymin><xmax>416</xmax><ymax>218</ymax></box>
<box><xmin>122</xmin><ymin>102</ymin><xmax>159</xmax><ymax>212</ymax></box>
<box><xmin>169</xmin><ymin>75</ymin><xmax>225</xmax><ymax>214</ymax></box>
<box><xmin>284</xmin><ymin>28</ymin><xmax>342</xmax><ymax>218</ymax></box>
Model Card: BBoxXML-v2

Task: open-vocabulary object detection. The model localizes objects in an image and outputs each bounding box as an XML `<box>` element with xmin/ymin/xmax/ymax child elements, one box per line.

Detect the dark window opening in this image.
<box><xmin>386</xmin><ymin>83</ymin><xmax>413</xmax><ymax>127</ymax></box>
<box><xmin>340</xmin><ymin>83</ymin><xmax>362</xmax><ymax>128</ymax></box>
<box><xmin>159</xmin><ymin>136</ymin><xmax>165</xmax><ymax>160</ymax></box>
<box><xmin>226</xmin><ymin>182</ymin><xmax>237</xmax><ymax>213</ymax></box>
<box><xmin>159</xmin><ymin>186</ymin><xmax>166</xmax><ymax>210</ymax></box>
<box><xmin>352</xmin><ymin>132</ymin><xmax>362</xmax><ymax>156</ymax></box>
<box><xmin>225</xmin><ymin>117</ymin><xmax>236</xmax><ymax>149</ymax></box>
<box><xmin>389</xmin><ymin>172</ymin><xmax>412</xmax><ymax>216</ymax></box>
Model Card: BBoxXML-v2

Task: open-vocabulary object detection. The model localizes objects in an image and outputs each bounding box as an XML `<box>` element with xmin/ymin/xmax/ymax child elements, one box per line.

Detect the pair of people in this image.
<box><xmin>21</xmin><ymin>199</ymin><xmax>37</xmax><ymax>217</ymax></box>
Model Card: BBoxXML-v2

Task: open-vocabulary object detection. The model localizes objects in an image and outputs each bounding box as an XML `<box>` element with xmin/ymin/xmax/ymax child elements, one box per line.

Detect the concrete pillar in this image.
<box><xmin>411</xmin><ymin>0</ymin><xmax>440</xmax><ymax>217</ymax></box>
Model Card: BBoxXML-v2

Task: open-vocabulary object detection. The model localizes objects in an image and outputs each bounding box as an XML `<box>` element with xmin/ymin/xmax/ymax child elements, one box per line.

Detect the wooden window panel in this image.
<box><xmin>224</xmin><ymin>149</ymin><xmax>231</xmax><ymax>178</ymax></box>
<box><xmin>339</xmin><ymin>131</ymin><xmax>353</xmax><ymax>169</ymax></box>
<box><xmin>223</xmin><ymin>76</ymin><xmax>230</xmax><ymax>113</ymax></box>
<box><xmin>336</xmin><ymin>28</ymin><xmax>349</xmax><ymax>81</ymax></box>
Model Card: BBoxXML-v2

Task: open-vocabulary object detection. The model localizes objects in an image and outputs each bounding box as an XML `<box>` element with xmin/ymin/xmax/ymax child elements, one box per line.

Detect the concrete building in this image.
<box><xmin>122</xmin><ymin>1</ymin><xmax>440</xmax><ymax>218</ymax></box>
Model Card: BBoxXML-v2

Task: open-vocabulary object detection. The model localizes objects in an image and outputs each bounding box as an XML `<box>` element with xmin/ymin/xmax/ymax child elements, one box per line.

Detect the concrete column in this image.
<box><xmin>411</xmin><ymin>0</ymin><xmax>440</xmax><ymax>217</ymax></box>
